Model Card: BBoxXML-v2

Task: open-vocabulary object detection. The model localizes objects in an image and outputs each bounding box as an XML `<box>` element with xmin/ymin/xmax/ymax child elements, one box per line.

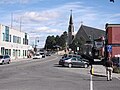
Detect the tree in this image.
<box><xmin>45</xmin><ymin>35</ymin><xmax>56</xmax><ymax>50</ymax></box>
<box><xmin>55</xmin><ymin>35</ymin><xmax>60</xmax><ymax>46</ymax></box>
<box><xmin>44</xmin><ymin>31</ymin><xmax>68</xmax><ymax>51</ymax></box>
<box><xmin>59</xmin><ymin>31</ymin><xmax>68</xmax><ymax>49</ymax></box>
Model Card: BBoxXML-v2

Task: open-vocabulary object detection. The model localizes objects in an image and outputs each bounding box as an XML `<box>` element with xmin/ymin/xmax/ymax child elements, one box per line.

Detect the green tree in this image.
<box><xmin>59</xmin><ymin>31</ymin><xmax>68</xmax><ymax>49</ymax></box>
<box><xmin>45</xmin><ymin>35</ymin><xmax>56</xmax><ymax>50</ymax></box>
<box><xmin>44</xmin><ymin>31</ymin><xmax>68</xmax><ymax>51</ymax></box>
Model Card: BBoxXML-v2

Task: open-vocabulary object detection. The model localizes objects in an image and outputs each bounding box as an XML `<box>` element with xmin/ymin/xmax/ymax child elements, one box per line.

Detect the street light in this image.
<box><xmin>34</xmin><ymin>37</ymin><xmax>40</xmax><ymax>53</ymax></box>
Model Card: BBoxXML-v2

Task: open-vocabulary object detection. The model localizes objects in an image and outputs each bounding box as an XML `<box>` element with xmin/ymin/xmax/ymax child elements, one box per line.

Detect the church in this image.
<box><xmin>67</xmin><ymin>11</ymin><xmax>105</xmax><ymax>58</ymax></box>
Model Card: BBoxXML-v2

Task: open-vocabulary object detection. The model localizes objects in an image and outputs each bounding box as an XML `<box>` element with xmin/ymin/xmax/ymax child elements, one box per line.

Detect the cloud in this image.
<box><xmin>0</xmin><ymin>0</ymin><xmax>28</xmax><ymax>4</ymax></box>
<box><xmin>13</xmin><ymin>10</ymin><xmax>60</xmax><ymax>24</ymax></box>
<box><xmin>29</xmin><ymin>26</ymin><xmax>63</xmax><ymax>35</ymax></box>
<box><xmin>0</xmin><ymin>0</ymin><xmax>43</xmax><ymax>4</ymax></box>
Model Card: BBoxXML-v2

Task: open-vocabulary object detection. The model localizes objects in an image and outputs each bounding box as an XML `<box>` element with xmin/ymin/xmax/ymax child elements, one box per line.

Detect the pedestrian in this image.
<box><xmin>105</xmin><ymin>58</ymin><xmax>113</xmax><ymax>81</ymax></box>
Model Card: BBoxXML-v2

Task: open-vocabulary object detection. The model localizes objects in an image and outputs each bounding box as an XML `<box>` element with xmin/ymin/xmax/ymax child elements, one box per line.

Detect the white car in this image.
<box><xmin>0</xmin><ymin>55</ymin><xmax>11</xmax><ymax>65</ymax></box>
<box><xmin>33</xmin><ymin>54</ymin><xmax>42</xmax><ymax>59</ymax></box>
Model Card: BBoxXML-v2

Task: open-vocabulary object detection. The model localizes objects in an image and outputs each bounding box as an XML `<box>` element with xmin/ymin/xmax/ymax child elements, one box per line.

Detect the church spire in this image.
<box><xmin>68</xmin><ymin>10</ymin><xmax>74</xmax><ymax>46</ymax></box>
<box><xmin>69</xmin><ymin>10</ymin><xmax>73</xmax><ymax>24</ymax></box>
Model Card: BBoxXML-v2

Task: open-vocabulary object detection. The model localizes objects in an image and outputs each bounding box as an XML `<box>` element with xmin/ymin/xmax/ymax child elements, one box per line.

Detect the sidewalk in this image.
<box><xmin>93</xmin><ymin>65</ymin><xmax>120</xmax><ymax>79</ymax></box>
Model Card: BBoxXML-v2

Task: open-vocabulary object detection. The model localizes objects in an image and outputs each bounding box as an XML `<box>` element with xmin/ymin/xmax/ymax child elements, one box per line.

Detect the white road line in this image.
<box><xmin>90</xmin><ymin>74</ymin><xmax>93</xmax><ymax>90</ymax></box>
<box><xmin>115</xmin><ymin>77</ymin><xmax>120</xmax><ymax>80</ymax></box>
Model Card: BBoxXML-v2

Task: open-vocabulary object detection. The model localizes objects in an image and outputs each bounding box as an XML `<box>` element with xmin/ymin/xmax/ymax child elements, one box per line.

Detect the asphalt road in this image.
<box><xmin>0</xmin><ymin>55</ymin><xmax>120</xmax><ymax>90</ymax></box>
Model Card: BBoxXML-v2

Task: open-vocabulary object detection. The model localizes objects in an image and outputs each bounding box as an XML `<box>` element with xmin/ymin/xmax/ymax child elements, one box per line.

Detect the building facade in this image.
<box><xmin>71</xmin><ymin>25</ymin><xmax>105</xmax><ymax>58</ymax></box>
<box><xmin>0</xmin><ymin>24</ymin><xmax>30</xmax><ymax>59</ymax></box>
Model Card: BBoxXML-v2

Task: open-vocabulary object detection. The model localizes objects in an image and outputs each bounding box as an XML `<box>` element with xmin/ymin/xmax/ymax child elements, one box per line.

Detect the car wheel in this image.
<box><xmin>8</xmin><ymin>60</ymin><xmax>10</xmax><ymax>64</ymax></box>
<box><xmin>68</xmin><ymin>63</ymin><xmax>72</xmax><ymax>68</ymax></box>
<box><xmin>2</xmin><ymin>61</ymin><xmax>4</xmax><ymax>65</ymax></box>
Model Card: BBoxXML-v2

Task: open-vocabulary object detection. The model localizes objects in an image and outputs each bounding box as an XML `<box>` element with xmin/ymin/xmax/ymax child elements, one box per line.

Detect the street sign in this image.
<box><xmin>107</xmin><ymin>45</ymin><xmax>112</xmax><ymax>52</ymax></box>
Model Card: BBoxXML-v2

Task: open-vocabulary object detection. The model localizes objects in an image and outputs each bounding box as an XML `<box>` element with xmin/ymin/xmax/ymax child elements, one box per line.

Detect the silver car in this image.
<box><xmin>61</xmin><ymin>57</ymin><xmax>89</xmax><ymax>68</ymax></box>
<box><xmin>0</xmin><ymin>55</ymin><xmax>11</xmax><ymax>65</ymax></box>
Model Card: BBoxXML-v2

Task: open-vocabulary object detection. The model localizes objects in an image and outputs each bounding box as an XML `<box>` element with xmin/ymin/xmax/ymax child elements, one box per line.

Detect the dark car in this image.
<box><xmin>59</xmin><ymin>57</ymin><xmax>89</xmax><ymax>68</ymax></box>
<box><xmin>46</xmin><ymin>52</ymin><xmax>51</xmax><ymax>56</ymax></box>
<box><xmin>0</xmin><ymin>55</ymin><xmax>11</xmax><ymax>65</ymax></box>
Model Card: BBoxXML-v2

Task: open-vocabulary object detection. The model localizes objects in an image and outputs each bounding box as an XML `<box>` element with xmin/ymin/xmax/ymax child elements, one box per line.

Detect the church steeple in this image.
<box><xmin>68</xmin><ymin>10</ymin><xmax>74</xmax><ymax>46</ymax></box>
<box><xmin>69</xmin><ymin>10</ymin><xmax>73</xmax><ymax>24</ymax></box>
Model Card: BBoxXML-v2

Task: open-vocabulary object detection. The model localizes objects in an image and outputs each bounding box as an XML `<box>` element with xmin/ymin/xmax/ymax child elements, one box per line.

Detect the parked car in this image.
<box><xmin>33</xmin><ymin>54</ymin><xmax>42</xmax><ymax>59</ymax></box>
<box><xmin>60</xmin><ymin>54</ymin><xmax>89</xmax><ymax>63</ymax></box>
<box><xmin>46</xmin><ymin>52</ymin><xmax>51</xmax><ymax>56</ymax></box>
<box><xmin>40</xmin><ymin>52</ymin><xmax>45</xmax><ymax>58</ymax></box>
<box><xmin>0</xmin><ymin>55</ymin><xmax>11</xmax><ymax>65</ymax></box>
<box><xmin>59</xmin><ymin>57</ymin><xmax>89</xmax><ymax>68</ymax></box>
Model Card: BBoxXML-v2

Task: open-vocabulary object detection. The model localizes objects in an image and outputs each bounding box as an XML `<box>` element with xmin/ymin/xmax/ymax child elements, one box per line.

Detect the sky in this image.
<box><xmin>0</xmin><ymin>0</ymin><xmax>120</xmax><ymax>48</ymax></box>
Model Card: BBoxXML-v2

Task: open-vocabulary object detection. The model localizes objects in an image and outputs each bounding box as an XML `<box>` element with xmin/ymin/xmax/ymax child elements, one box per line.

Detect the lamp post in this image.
<box><xmin>34</xmin><ymin>37</ymin><xmax>39</xmax><ymax>53</ymax></box>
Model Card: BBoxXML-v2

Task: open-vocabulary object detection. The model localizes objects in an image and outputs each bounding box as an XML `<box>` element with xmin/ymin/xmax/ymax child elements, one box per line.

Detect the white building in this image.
<box><xmin>0</xmin><ymin>24</ymin><xmax>31</xmax><ymax>59</ymax></box>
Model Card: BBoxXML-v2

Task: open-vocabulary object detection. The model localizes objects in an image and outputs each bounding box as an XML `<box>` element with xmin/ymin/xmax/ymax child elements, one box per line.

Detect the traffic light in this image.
<box><xmin>110</xmin><ymin>0</ymin><xmax>114</xmax><ymax>3</ymax></box>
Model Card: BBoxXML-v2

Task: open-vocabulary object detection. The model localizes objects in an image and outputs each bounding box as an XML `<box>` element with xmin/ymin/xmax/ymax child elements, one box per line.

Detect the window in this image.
<box><xmin>23</xmin><ymin>50</ymin><xmax>24</xmax><ymax>56</ymax></box>
<box><xmin>5</xmin><ymin>49</ymin><xmax>8</xmax><ymax>55</ymax></box>
<box><xmin>9</xmin><ymin>35</ymin><xmax>11</xmax><ymax>42</ymax></box>
<box><xmin>13</xmin><ymin>36</ymin><xmax>16</xmax><ymax>43</ymax></box>
<box><xmin>5</xmin><ymin>26</ymin><xmax>9</xmax><ymax>42</ymax></box>
<box><xmin>13</xmin><ymin>49</ymin><xmax>15</xmax><ymax>57</ymax></box>
<box><xmin>25</xmin><ymin>50</ymin><xmax>27</xmax><ymax>56</ymax></box>
<box><xmin>23</xmin><ymin>38</ymin><xmax>25</xmax><ymax>44</ymax></box>
<box><xmin>2</xmin><ymin>33</ymin><xmax>5</xmax><ymax>41</ymax></box>
<box><xmin>8</xmin><ymin>49</ymin><xmax>11</xmax><ymax>56</ymax></box>
<box><xmin>19</xmin><ymin>50</ymin><xmax>20</xmax><ymax>56</ymax></box>
<box><xmin>13</xmin><ymin>36</ymin><xmax>21</xmax><ymax>44</ymax></box>
<box><xmin>1</xmin><ymin>47</ymin><xmax>5</xmax><ymax>55</ymax></box>
<box><xmin>72</xmin><ymin>57</ymin><xmax>77</xmax><ymax>61</ymax></box>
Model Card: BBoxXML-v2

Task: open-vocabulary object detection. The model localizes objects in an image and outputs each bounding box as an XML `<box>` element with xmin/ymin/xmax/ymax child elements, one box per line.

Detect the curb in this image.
<box><xmin>11</xmin><ymin>58</ymin><xmax>32</xmax><ymax>62</ymax></box>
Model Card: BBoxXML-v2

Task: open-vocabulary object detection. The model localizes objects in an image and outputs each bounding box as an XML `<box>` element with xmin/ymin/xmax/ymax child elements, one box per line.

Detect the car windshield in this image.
<box><xmin>40</xmin><ymin>53</ymin><xmax>44</xmax><ymax>55</ymax></box>
<box><xmin>35</xmin><ymin>54</ymin><xmax>40</xmax><ymax>56</ymax></box>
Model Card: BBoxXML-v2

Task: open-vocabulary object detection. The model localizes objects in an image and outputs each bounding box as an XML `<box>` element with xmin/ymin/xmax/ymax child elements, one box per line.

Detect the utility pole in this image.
<box><xmin>20</xmin><ymin>17</ymin><xmax>22</xmax><ymax>32</ymax></box>
<box><xmin>11</xmin><ymin>13</ymin><xmax>13</xmax><ymax>28</ymax></box>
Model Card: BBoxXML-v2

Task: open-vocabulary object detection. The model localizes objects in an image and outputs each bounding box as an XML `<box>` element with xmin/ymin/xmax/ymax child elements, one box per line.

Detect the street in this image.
<box><xmin>0</xmin><ymin>55</ymin><xmax>120</xmax><ymax>90</ymax></box>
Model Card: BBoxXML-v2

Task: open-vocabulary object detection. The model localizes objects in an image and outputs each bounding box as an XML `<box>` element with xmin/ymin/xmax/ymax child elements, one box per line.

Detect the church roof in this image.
<box><xmin>76</xmin><ymin>25</ymin><xmax>105</xmax><ymax>40</ymax></box>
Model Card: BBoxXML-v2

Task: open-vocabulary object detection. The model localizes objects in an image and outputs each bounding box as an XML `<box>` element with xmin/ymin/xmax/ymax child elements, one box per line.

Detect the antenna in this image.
<box><xmin>70</xmin><ymin>9</ymin><xmax>72</xmax><ymax>14</ymax></box>
<box><xmin>20</xmin><ymin>17</ymin><xmax>22</xmax><ymax>32</ymax></box>
<box><xmin>81</xmin><ymin>21</ymin><xmax>83</xmax><ymax>25</ymax></box>
<box><xmin>11</xmin><ymin>13</ymin><xmax>13</xmax><ymax>28</ymax></box>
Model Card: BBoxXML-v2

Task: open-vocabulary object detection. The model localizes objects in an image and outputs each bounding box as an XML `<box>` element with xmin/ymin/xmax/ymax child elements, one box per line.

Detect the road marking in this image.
<box><xmin>90</xmin><ymin>74</ymin><xmax>93</xmax><ymax>90</ymax></box>
<box><xmin>115</xmin><ymin>77</ymin><xmax>120</xmax><ymax>80</ymax></box>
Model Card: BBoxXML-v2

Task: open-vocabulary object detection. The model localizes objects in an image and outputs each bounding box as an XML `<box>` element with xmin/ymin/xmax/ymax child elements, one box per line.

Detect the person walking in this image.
<box><xmin>105</xmin><ymin>58</ymin><xmax>113</xmax><ymax>81</ymax></box>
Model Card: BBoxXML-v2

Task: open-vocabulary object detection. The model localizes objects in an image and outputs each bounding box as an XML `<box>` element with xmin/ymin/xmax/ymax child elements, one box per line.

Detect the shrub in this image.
<box><xmin>113</xmin><ymin>67</ymin><xmax>120</xmax><ymax>73</ymax></box>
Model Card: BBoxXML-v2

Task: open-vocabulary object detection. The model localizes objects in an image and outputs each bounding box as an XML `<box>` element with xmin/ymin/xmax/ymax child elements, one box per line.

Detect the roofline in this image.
<box><xmin>105</xmin><ymin>23</ymin><xmax>120</xmax><ymax>29</ymax></box>
<box><xmin>81</xmin><ymin>25</ymin><xmax>104</xmax><ymax>31</ymax></box>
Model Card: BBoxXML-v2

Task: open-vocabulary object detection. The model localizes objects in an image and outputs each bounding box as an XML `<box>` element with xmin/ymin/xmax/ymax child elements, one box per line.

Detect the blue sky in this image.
<box><xmin>0</xmin><ymin>0</ymin><xmax>120</xmax><ymax>48</ymax></box>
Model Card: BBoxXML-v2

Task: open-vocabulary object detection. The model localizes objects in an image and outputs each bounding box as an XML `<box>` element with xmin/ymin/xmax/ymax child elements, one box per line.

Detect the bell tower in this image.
<box><xmin>68</xmin><ymin>10</ymin><xmax>74</xmax><ymax>46</ymax></box>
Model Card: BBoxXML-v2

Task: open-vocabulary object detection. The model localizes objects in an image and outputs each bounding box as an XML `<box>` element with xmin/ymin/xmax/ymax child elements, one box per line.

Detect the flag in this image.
<box><xmin>110</xmin><ymin>0</ymin><xmax>114</xmax><ymax>3</ymax></box>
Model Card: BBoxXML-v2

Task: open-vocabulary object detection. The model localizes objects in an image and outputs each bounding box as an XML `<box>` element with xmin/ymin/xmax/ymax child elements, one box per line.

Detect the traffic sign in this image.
<box><xmin>107</xmin><ymin>45</ymin><xmax>112</xmax><ymax>52</ymax></box>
